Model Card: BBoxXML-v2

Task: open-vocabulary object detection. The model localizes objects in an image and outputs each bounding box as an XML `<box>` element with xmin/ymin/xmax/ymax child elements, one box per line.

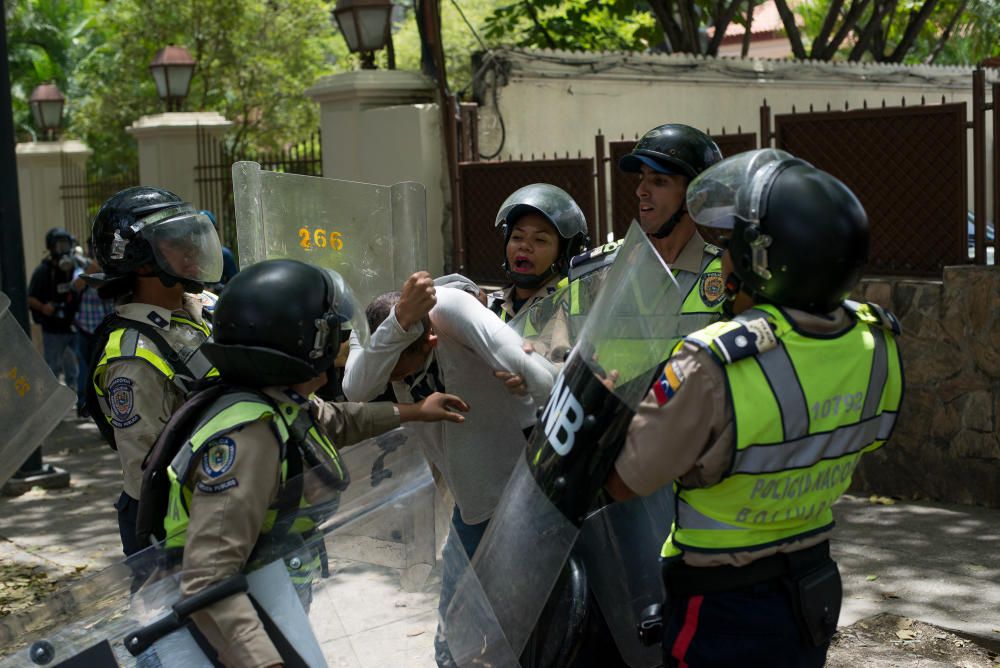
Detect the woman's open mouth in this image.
<box><xmin>513</xmin><ymin>256</ymin><xmax>535</xmax><ymax>273</ymax></box>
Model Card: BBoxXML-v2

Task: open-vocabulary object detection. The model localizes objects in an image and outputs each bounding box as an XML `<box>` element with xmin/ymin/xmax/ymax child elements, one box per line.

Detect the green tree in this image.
<box><xmin>6</xmin><ymin>0</ymin><xmax>99</xmax><ymax>141</ymax></box>
<box><xmin>71</xmin><ymin>0</ymin><xmax>339</xmax><ymax>177</ymax></box>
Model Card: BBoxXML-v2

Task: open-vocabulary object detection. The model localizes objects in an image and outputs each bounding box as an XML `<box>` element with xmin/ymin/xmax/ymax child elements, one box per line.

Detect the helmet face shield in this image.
<box><xmin>322</xmin><ymin>269</ymin><xmax>369</xmax><ymax>351</ymax></box>
<box><xmin>141</xmin><ymin>211</ymin><xmax>223</xmax><ymax>285</ymax></box>
<box><xmin>687</xmin><ymin>149</ymin><xmax>802</xmax><ymax>232</ymax></box>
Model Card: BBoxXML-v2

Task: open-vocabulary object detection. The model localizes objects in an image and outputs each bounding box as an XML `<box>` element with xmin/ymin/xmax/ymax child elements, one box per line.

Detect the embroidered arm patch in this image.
<box><xmin>652</xmin><ymin>361</ymin><xmax>685</xmax><ymax>406</ymax></box>
<box><xmin>108</xmin><ymin>377</ymin><xmax>141</xmax><ymax>428</ymax></box>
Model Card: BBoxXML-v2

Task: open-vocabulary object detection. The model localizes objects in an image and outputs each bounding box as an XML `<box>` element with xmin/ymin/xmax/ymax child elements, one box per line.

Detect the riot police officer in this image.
<box><xmin>152</xmin><ymin>259</ymin><xmax>466</xmax><ymax>667</ymax></box>
<box><xmin>606</xmin><ymin>150</ymin><xmax>905</xmax><ymax>667</ymax></box>
<box><xmin>570</xmin><ymin>124</ymin><xmax>728</xmax><ymax>335</ymax></box>
<box><xmin>83</xmin><ymin>186</ymin><xmax>223</xmax><ymax>555</ymax></box>
<box><xmin>488</xmin><ymin>183</ymin><xmax>589</xmax><ymax>321</ymax></box>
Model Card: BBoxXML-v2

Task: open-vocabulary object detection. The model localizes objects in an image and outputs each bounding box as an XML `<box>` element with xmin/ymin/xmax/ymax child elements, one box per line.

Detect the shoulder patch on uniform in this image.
<box><xmin>146</xmin><ymin>311</ymin><xmax>169</xmax><ymax>328</ymax></box>
<box><xmin>712</xmin><ymin>317</ymin><xmax>778</xmax><ymax>364</ymax></box>
<box><xmin>652</xmin><ymin>361</ymin><xmax>685</xmax><ymax>406</ymax></box>
<box><xmin>843</xmin><ymin>300</ymin><xmax>901</xmax><ymax>336</ymax></box>
<box><xmin>703</xmin><ymin>243</ymin><xmax>724</xmax><ymax>257</ymax></box>
<box><xmin>108</xmin><ymin>377</ymin><xmax>141</xmax><ymax>428</ymax></box>
<box><xmin>698</xmin><ymin>271</ymin><xmax>727</xmax><ymax>307</ymax></box>
<box><xmin>202</xmin><ymin>437</ymin><xmax>237</xmax><ymax>478</ymax></box>
<box><xmin>567</xmin><ymin>239</ymin><xmax>623</xmax><ymax>281</ymax></box>
<box><xmin>196</xmin><ymin>478</ymin><xmax>238</xmax><ymax>494</ymax></box>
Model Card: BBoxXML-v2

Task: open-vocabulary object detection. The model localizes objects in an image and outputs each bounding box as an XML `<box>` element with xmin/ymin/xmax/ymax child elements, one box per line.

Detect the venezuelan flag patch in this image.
<box><xmin>652</xmin><ymin>361</ymin><xmax>685</xmax><ymax>406</ymax></box>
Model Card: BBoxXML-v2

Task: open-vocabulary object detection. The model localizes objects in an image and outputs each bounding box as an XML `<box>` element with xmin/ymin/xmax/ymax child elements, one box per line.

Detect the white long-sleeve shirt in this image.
<box><xmin>343</xmin><ymin>287</ymin><xmax>557</xmax><ymax>523</ymax></box>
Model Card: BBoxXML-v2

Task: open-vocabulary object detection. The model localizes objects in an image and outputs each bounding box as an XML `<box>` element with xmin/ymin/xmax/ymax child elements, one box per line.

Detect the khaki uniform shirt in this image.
<box><xmin>615</xmin><ymin>306</ymin><xmax>850</xmax><ymax>567</ymax></box>
<box><xmin>182</xmin><ymin>389</ymin><xmax>398</xmax><ymax>667</ymax></box>
<box><xmin>101</xmin><ymin>292</ymin><xmax>214</xmax><ymax>499</ymax></box>
<box><xmin>489</xmin><ymin>276</ymin><xmax>573</xmax><ymax>365</ymax></box>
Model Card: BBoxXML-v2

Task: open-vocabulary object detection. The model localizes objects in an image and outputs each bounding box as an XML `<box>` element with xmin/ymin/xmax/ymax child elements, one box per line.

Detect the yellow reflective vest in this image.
<box><xmin>662</xmin><ymin>301</ymin><xmax>904</xmax><ymax>558</ymax></box>
<box><xmin>163</xmin><ymin>391</ymin><xmax>347</xmax><ymax>589</ymax></box>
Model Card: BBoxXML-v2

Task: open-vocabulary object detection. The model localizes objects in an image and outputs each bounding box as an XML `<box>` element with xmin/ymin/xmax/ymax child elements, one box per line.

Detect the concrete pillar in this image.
<box><xmin>15</xmin><ymin>140</ymin><xmax>91</xmax><ymax>285</ymax></box>
<box><xmin>126</xmin><ymin>111</ymin><xmax>232</xmax><ymax>206</ymax></box>
<box><xmin>306</xmin><ymin>71</ymin><xmax>447</xmax><ymax>275</ymax></box>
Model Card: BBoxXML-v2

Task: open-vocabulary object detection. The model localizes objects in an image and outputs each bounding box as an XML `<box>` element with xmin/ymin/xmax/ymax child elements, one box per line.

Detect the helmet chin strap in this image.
<box><xmin>508</xmin><ymin>263</ymin><xmax>559</xmax><ymax>290</ymax></box>
<box><xmin>156</xmin><ymin>268</ymin><xmax>203</xmax><ymax>294</ymax></box>
<box><xmin>650</xmin><ymin>205</ymin><xmax>687</xmax><ymax>239</ymax></box>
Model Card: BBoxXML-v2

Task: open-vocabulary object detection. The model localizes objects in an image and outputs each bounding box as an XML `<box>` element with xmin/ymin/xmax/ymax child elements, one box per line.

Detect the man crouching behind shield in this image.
<box><xmin>132</xmin><ymin>259</ymin><xmax>466</xmax><ymax>667</ymax></box>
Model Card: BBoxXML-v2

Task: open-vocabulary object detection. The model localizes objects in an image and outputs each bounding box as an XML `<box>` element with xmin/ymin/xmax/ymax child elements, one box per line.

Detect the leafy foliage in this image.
<box><xmin>6</xmin><ymin>0</ymin><xmax>100</xmax><ymax>141</ymax></box>
<box><xmin>47</xmin><ymin>0</ymin><xmax>339</xmax><ymax>177</ymax></box>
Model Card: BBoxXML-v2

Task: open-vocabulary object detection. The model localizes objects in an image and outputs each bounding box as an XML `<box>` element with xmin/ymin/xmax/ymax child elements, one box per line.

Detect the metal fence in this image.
<box><xmin>455</xmin><ymin>129</ymin><xmax>755</xmax><ymax>282</ymax></box>
<box><xmin>767</xmin><ymin>101</ymin><xmax>969</xmax><ymax>276</ymax></box>
<box><xmin>195</xmin><ymin>126</ymin><xmax>322</xmax><ymax>252</ymax></box>
<box><xmin>59</xmin><ymin>156</ymin><xmax>138</xmax><ymax>245</ymax></box>
<box><xmin>456</xmin><ymin>69</ymin><xmax>997</xmax><ymax>280</ymax></box>
<box><xmin>457</xmin><ymin>157</ymin><xmax>595</xmax><ymax>284</ymax></box>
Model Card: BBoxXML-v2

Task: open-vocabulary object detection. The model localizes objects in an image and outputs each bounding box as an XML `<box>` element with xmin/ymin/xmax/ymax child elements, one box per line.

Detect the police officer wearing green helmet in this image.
<box><xmin>606</xmin><ymin>150</ymin><xmax>905</xmax><ymax>666</ymax></box>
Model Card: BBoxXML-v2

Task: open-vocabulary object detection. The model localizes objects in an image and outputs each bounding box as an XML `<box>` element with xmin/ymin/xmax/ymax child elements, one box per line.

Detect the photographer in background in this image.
<box><xmin>28</xmin><ymin>227</ymin><xmax>85</xmax><ymax>396</ymax></box>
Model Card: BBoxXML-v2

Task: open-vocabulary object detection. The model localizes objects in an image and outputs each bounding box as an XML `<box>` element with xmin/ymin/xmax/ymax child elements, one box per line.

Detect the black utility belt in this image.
<box><xmin>663</xmin><ymin>540</ymin><xmax>832</xmax><ymax>597</ymax></box>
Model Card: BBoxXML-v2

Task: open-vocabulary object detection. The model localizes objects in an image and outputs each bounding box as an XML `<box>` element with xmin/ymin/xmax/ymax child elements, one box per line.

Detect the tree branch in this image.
<box><xmin>524</xmin><ymin>1</ymin><xmax>557</xmax><ymax>50</ymax></box>
<box><xmin>676</xmin><ymin>0</ymin><xmax>702</xmax><ymax>52</ymax></box>
<box><xmin>708</xmin><ymin>0</ymin><xmax>747</xmax><ymax>54</ymax></box>
<box><xmin>652</xmin><ymin>0</ymin><xmax>685</xmax><ymax>52</ymax></box>
<box><xmin>848</xmin><ymin>0</ymin><xmax>889</xmax><ymax>60</ymax></box>
<box><xmin>742</xmin><ymin>0</ymin><xmax>756</xmax><ymax>57</ymax></box>
<box><xmin>812</xmin><ymin>0</ymin><xmax>846</xmax><ymax>57</ymax></box>
<box><xmin>927</xmin><ymin>0</ymin><xmax>968</xmax><ymax>63</ymax></box>
<box><xmin>889</xmin><ymin>0</ymin><xmax>942</xmax><ymax>62</ymax></box>
<box><xmin>820</xmin><ymin>0</ymin><xmax>873</xmax><ymax>59</ymax></box>
<box><xmin>774</xmin><ymin>0</ymin><xmax>807</xmax><ymax>59</ymax></box>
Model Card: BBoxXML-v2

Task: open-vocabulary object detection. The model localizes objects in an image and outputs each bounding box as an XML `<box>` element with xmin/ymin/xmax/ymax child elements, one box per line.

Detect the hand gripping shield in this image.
<box><xmin>0</xmin><ymin>426</ymin><xmax>508</xmax><ymax>667</ymax></box>
<box><xmin>0</xmin><ymin>292</ymin><xmax>76</xmax><ymax>487</ymax></box>
<box><xmin>233</xmin><ymin>162</ymin><xmax>428</xmax><ymax>312</ymax></box>
<box><xmin>445</xmin><ymin>223</ymin><xmax>688</xmax><ymax>666</ymax></box>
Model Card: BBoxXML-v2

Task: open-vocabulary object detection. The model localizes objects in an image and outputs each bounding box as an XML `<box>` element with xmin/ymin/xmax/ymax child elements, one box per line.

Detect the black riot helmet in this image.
<box><xmin>87</xmin><ymin>186</ymin><xmax>223</xmax><ymax>296</ymax></box>
<box><xmin>619</xmin><ymin>124</ymin><xmax>723</xmax><ymax>239</ymax></box>
<box><xmin>45</xmin><ymin>228</ymin><xmax>75</xmax><ymax>256</ymax></box>
<box><xmin>687</xmin><ymin>149</ymin><xmax>869</xmax><ymax>313</ymax></box>
<box><xmin>494</xmin><ymin>183</ymin><xmax>590</xmax><ymax>289</ymax></box>
<box><xmin>201</xmin><ymin>259</ymin><xmax>362</xmax><ymax>387</ymax></box>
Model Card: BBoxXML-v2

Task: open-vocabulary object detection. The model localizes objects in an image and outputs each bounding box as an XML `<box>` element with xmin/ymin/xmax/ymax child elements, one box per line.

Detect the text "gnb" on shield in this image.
<box><xmin>540</xmin><ymin>374</ymin><xmax>585</xmax><ymax>455</ymax></box>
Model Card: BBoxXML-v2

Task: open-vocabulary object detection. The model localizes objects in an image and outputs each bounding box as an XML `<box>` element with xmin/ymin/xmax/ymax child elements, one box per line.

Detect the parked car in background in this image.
<box><xmin>968</xmin><ymin>212</ymin><xmax>996</xmax><ymax>265</ymax></box>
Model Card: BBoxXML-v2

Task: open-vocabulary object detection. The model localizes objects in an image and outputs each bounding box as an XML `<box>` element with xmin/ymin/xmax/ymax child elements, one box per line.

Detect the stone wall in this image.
<box><xmin>850</xmin><ymin>267</ymin><xmax>1000</xmax><ymax>507</ymax></box>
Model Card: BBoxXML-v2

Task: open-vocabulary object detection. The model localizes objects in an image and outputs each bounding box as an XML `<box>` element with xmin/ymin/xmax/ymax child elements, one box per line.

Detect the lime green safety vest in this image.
<box><xmin>163</xmin><ymin>391</ymin><xmax>347</xmax><ymax>576</ymax></box>
<box><xmin>90</xmin><ymin>315</ymin><xmax>218</xmax><ymax>448</ymax></box>
<box><xmin>661</xmin><ymin>301</ymin><xmax>904</xmax><ymax>558</ymax></box>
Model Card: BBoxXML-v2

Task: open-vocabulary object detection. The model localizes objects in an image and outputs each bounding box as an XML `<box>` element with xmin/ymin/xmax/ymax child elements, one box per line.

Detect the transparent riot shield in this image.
<box><xmin>233</xmin><ymin>161</ymin><xmax>427</xmax><ymax>310</ymax></box>
<box><xmin>0</xmin><ymin>425</ymin><xmax>510</xmax><ymax>668</ymax></box>
<box><xmin>0</xmin><ymin>292</ymin><xmax>76</xmax><ymax>486</ymax></box>
<box><xmin>445</xmin><ymin>223</ymin><xmax>687</xmax><ymax>665</ymax></box>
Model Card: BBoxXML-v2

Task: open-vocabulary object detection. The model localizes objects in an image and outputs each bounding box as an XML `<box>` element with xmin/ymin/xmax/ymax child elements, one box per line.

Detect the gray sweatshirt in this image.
<box><xmin>343</xmin><ymin>286</ymin><xmax>557</xmax><ymax>524</ymax></box>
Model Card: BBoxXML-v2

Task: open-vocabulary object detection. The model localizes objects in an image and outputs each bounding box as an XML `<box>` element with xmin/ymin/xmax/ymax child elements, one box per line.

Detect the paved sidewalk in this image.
<box><xmin>0</xmin><ymin>417</ymin><xmax>997</xmax><ymax>664</ymax></box>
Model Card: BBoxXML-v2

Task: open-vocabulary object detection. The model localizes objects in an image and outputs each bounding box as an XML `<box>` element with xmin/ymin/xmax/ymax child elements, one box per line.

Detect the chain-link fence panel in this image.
<box><xmin>458</xmin><ymin>158</ymin><xmax>595</xmax><ymax>285</ymax></box>
<box><xmin>776</xmin><ymin>103</ymin><xmax>967</xmax><ymax>276</ymax></box>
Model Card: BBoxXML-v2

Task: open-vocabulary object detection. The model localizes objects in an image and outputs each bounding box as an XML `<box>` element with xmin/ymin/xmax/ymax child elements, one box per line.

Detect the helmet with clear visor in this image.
<box><xmin>202</xmin><ymin>259</ymin><xmax>369</xmax><ymax>387</ymax></box>
<box><xmin>88</xmin><ymin>186</ymin><xmax>223</xmax><ymax>295</ymax></box>
<box><xmin>686</xmin><ymin>149</ymin><xmax>869</xmax><ymax>312</ymax></box>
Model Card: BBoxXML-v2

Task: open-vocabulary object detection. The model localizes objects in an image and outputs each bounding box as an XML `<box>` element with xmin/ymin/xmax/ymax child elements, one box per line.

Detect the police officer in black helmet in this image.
<box><xmin>150</xmin><ymin>259</ymin><xmax>466</xmax><ymax>667</ymax></box>
<box><xmin>83</xmin><ymin>186</ymin><xmax>223</xmax><ymax>556</ymax></box>
<box><xmin>570</xmin><ymin>124</ymin><xmax>729</xmax><ymax>333</ymax></box>
<box><xmin>606</xmin><ymin>150</ymin><xmax>904</xmax><ymax>666</ymax></box>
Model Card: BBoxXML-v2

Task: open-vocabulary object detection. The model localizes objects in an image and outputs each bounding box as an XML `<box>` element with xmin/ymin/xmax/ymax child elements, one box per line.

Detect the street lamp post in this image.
<box><xmin>332</xmin><ymin>0</ymin><xmax>395</xmax><ymax>70</ymax></box>
<box><xmin>28</xmin><ymin>83</ymin><xmax>65</xmax><ymax>141</ymax></box>
<box><xmin>149</xmin><ymin>45</ymin><xmax>196</xmax><ymax>112</ymax></box>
